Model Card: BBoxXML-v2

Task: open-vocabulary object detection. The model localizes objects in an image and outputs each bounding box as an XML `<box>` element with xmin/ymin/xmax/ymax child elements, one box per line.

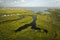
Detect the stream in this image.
<box><xmin>0</xmin><ymin>15</ymin><xmax>48</xmax><ymax>33</ymax></box>
<box><xmin>15</xmin><ymin>16</ymin><xmax>41</xmax><ymax>32</ymax></box>
<box><xmin>0</xmin><ymin>16</ymin><xmax>24</xmax><ymax>24</ymax></box>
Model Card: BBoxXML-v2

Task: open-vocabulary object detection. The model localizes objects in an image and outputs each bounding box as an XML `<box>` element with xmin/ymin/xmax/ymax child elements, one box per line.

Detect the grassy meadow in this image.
<box><xmin>0</xmin><ymin>8</ymin><xmax>60</xmax><ymax>40</ymax></box>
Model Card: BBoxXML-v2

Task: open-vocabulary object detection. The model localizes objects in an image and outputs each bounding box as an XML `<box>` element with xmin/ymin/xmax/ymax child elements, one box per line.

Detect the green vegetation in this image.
<box><xmin>36</xmin><ymin>11</ymin><xmax>43</xmax><ymax>15</ymax></box>
<box><xmin>0</xmin><ymin>8</ymin><xmax>60</xmax><ymax>40</ymax></box>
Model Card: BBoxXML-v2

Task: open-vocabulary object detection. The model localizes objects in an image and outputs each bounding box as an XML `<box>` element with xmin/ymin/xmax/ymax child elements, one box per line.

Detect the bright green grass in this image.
<box><xmin>37</xmin><ymin>15</ymin><xmax>60</xmax><ymax>40</ymax></box>
<box><xmin>0</xmin><ymin>9</ymin><xmax>60</xmax><ymax>40</ymax></box>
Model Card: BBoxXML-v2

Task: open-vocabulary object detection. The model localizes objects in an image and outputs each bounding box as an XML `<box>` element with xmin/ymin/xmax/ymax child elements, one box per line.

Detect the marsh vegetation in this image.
<box><xmin>0</xmin><ymin>8</ymin><xmax>60</xmax><ymax>40</ymax></box>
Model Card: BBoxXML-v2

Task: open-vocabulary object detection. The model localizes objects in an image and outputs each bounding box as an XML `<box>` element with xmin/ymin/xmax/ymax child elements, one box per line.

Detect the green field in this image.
<box><xmin>0</xmin><ymin>9</ymin><xmax>60</xmax><ymax>40</ymax></box>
